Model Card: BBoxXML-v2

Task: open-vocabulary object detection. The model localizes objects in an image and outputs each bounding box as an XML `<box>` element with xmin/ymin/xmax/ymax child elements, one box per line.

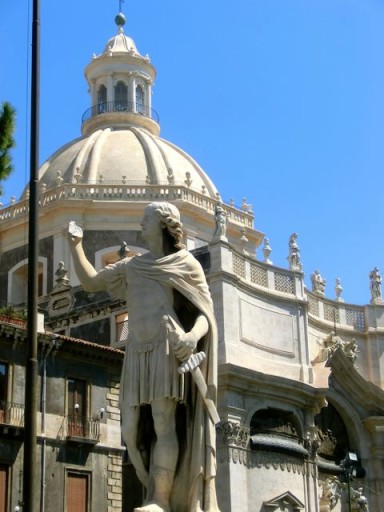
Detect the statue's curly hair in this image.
<box><xmin>149</xmin><ymin>202</ymin><xmax>185</xmax><ymax>251</ymax></box>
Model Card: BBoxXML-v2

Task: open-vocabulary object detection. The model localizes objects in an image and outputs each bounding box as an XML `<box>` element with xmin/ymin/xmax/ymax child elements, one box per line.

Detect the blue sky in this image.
<box><xmin>1</xmin><ymin>0</ymin><xmax>384</xmax><ymax>305</ymax></box>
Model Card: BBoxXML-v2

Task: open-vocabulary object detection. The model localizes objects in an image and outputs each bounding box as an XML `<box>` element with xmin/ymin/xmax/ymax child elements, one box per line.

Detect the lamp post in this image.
<box><xmin>340</xmin><ymin>452</ymin><xmax>366</xmax><ymax>512</ymax></box>
<box><xmin>23</xmin><ymin>0</ymin><xmax>40</xmax><ymax>510</ymax></box>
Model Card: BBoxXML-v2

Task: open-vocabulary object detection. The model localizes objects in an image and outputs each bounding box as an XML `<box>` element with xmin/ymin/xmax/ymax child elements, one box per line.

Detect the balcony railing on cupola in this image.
<box><xmin>82</xmin><ymin>100</ymin><xmax>159</xmax><ymax>124</ymax></box>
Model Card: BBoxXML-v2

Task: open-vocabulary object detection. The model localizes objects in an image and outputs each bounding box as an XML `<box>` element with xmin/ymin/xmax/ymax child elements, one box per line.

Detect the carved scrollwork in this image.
<box><xmin>217</xmin><ymin>422</ymin><xmax>312</xmax><ymax>475</ymax></box>
<box><xmin>216</xmin><ymin>421</ymin><xmax>250</xmax><ymax>448</ymax></box>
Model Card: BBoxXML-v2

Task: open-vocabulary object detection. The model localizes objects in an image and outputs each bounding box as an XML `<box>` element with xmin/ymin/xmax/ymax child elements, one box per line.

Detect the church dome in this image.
<box><xmin>31</xmin><ymin>14</ymin><xmax>219</xmax><ymax>199</ymax></box>
<box><xmin>36</xmin><ymin>126</ymin><xmax>219</xmax><ymax>198</ymax></box>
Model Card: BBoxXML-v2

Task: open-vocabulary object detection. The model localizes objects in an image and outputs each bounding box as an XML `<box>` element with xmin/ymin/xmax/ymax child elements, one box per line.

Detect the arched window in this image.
<box><xmin>114</xmin><ymin>81</ymin><xmax>128</xmax><ymax>111</ymax></box>
<box><xmin>95</xmin><ymin>245</ymin><xmax>145</xmax><ymax>271</ymax></box>
<box><xmin>136</xmin><ymin>86</ymin><xmax>144</xmax><ymax>114</ymax></box>
<box><xmin>8</xmin><ymin>258</ymin><xmax>47</xmax><ymax>305</ymax></box>
<box><xmin>97</xmin><ymin>84</ymin><xmax>107</xmax><ymax>113</ymax></box>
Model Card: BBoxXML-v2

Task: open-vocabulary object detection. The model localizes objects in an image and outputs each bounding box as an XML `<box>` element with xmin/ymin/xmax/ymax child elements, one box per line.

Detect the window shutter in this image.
<box><xmin>0</xmin><ymin>465</ymin><xmax>8</xmax><ymax>512</ymax></box>
<box><xmin>67</xmin><ymin>472</ymin><xmax>88</xmax><ymax>512</ymax></box>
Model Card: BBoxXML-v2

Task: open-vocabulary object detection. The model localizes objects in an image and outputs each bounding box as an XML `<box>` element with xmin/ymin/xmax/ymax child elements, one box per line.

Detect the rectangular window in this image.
<box><xmin>66</xmin><ymin>471</ymin><xmax>89</xmax><ymax>512</ymax></box>
<box><xmin>0</xmin><ymin>464</ymin><xmax>8</xmax><ymax>512</ymax></box>
<box><xmin>67</xmin><ymin>378</ymin><xmax>87</xmax><ymax>437</ymax></box>
<box><xmin>0</xmin><ymin>362</ymin><xmax>8</xmax><ymax>424</ymax></box>
<box><xmin>116</xmin><ymin>312</ymin><xmax>128</xmax><ymax>346</ymax></box>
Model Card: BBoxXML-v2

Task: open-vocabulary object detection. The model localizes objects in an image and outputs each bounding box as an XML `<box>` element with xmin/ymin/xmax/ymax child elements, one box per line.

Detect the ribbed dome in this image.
<box><xmin>36</xmin><ymin>127</ymin><xmax>219</xmax><ymax>198</ymax></box>
<box><xmin>102</xmin><ymin>27</ymin><xmax>139</xmax><ymax>56</ymax></box>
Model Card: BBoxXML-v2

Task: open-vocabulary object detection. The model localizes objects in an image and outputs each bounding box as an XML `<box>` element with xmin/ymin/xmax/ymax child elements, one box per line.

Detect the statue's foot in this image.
<box><xmin>134</xmin><ymin>503</ymin><xmax>169</xmax><ymax>512</ymax></box>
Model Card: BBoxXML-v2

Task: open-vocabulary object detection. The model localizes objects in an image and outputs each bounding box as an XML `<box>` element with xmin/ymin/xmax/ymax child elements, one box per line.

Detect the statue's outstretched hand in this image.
<box><xmin>68</xmin><ymin>221</ymin><xmax>84</xmax><ymax>245</ymax></box>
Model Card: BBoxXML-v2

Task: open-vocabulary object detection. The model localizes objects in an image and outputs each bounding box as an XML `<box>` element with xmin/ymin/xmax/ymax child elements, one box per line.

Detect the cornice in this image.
<box><xmin>218</xmin><ymin>363</ymin><xmax>328</xmax><ymax>411</ymax></box>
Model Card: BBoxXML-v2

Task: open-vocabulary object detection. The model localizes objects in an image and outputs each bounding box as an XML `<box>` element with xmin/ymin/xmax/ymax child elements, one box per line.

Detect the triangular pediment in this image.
<box><xmin>263</xmin><ymin>490</ymin><xmax>305</xmax><ymax>510</ymax></box>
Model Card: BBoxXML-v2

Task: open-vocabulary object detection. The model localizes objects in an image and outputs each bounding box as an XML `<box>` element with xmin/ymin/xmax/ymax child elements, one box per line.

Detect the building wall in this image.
<box><xmin>0</xmin><ymin>322</ymin><xmax>127</xmax><ymax>511</ymax></box>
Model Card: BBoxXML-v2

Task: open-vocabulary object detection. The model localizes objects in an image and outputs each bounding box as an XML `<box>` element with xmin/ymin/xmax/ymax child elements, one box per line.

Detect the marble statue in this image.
<box><xmin>351</xmin><ymin>487</ymin><xmax>369</xmax><ymax>511</ymax></box>
<box><xmin>212</xmin><ymin>201</ymin><xmax>228</xmax><ymax>241</ymax></box>
<box><xmin>312</xmin><ymin>331</ymin><xmax>360</xmax><ymax>369</ymax></box>
<box><xmin>239</xmin><ymin>227</ymin><xmax>248</xmax><ymax>254</ymax></box>
<box><xmin>335</xmin><ymin>277</ymin><xmax>343</xmax><ymax>302</ymax></box>
<box><xmin>68</xmin><ymin>202</ymin><xmax>220</xmax><ymax>512</ymax></box>
<box><xmin>287</xmin><ymin>233</ymin><xmax>302</xmax><ymax>271</ymax></box>
<box><xmin>311</xmin><ymin>269</ymin><xmax>326</xmax><ymax>296</ymax></box>
<box><xmin>369</xmin><ymin>266</ymin><xmax>382</xmax><ymax>302</ymax></box>
<box><xmin>344</xmin><ymin>338</ymin><xmax>359</xmax><ymax>367</ymax></box>
<box><xmin>54</xmin><ymin>261</ymin><xmax>70</xmax><ymax>288</ymax></box>
<box><xmin>312</xmin><ymin>331</ymin><xmax>343</xmax><ymax>365</ymax></box>
<box><xmin>320</xmin><ymin>476</ymin><xmax>341</xmax><ymax>509</ymax></box>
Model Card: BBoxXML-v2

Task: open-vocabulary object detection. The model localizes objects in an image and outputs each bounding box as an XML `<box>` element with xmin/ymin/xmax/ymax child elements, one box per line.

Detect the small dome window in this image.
<box><xmin>97</xmin><ymin>85</ymin><xmax>107</xmax><ymax>112</ymax></box>
<box><xmin>114</xmin><ymin>81</ymin><xmax>128</xmax><ymax>111</ymax></box>
<box><xmin>136</xmin><ymin>86</ymin><xmax>144</xmax><ymax>115</ymax></box>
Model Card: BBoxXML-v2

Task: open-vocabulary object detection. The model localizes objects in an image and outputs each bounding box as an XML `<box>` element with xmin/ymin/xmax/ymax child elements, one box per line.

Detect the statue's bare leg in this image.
<box><xmin>121</xmin><ymin>405</ymin><xmax>150</xmax><ymax>489</ymax></box>
<box><xmin>135</xmin><ymin>398</ymin><xmax>178</xmax><ymax>512</ymax></box>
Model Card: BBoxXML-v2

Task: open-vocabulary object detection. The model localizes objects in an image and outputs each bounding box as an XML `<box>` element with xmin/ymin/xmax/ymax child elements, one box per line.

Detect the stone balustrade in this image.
<box><xmin>306</xmin><ymin>292</ymin><xmax>366</xmax><ymax>331</ymax></box>
<box><xmin>214</xmin><ymin>243</ymin><xmax>367</xmax><ymax>332</ymax></box>
<box><xmin>228</xmin><ymin>247</ymin><xmax>304</xmax><ymax>299</ymax></box>
<box><xmin>0</xmin><ymin>182</ymin><xmax>253</xmax><ymax>227</ymax></box>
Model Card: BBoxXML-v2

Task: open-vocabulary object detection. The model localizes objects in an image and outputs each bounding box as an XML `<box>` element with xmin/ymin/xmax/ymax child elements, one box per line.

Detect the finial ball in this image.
<box><xmin>115</xmin><ymin>13</ymin><xmax>126</xmax><ymax>27</ymax></box>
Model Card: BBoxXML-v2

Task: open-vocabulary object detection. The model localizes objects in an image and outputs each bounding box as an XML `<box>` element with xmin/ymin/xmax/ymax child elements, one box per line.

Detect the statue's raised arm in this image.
<box><xmin>67</xmin><ymin>221</ymin><xmax>106</xmax><ymax>292</ymax></box>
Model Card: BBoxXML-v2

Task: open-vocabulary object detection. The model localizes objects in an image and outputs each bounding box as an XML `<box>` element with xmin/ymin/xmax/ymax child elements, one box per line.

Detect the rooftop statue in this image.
<box><xmin>54</xmin><ymin>260</ymin><xmax>70</xmax><ymax>288</ymax></box>
<box><xmin>287</xmin><ymin>232</ymin><xmax>302</xmax><ymax>271</ymax></box>
<box><xmin>212</xmin><ymin>200</ymin><xmax>228</xmax><ymax>242</ymax></box>
<box><xmin>335</xmin><ymin>277</ymin><xmax>343</xmax><ymax>302</ymax></box>
<box><xmin>369</xmin><ymin>266</ymin><xmax>382</xmax><ymax>303</ymax></box>
<box><xmin>68</xmin><ymin>202</ymin><xmax>220</xmax><ymax>512</ymax></box>
<box><xmin>311</xmin><ymin>269</ymin><xmax>326</xmax><ymax>296</ymax></box>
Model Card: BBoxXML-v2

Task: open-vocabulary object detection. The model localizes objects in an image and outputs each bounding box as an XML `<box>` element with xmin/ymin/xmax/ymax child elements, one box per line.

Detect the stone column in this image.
<box><xmin>90</xmin><ymin>79</ymin><xmax>96</xmax><ymax>107</ymax></box>
<box><xmin>147</xmin><ymin>82</ymin><xmax>152</xmax><ymax>111</ymax></box>
<box><xmin>128</xmin><ymin>75</ymin><xmax>136</xmax><ymax>111</ymax></box>
<box><xmin>107</xmin><ymin>75</ymin><xmax>114</xmax><ymax>103</ymax></box>
<box><xmin>216</xmin><ymin>420</ymin><xmax>250</xmax><ymax>512</ymax></box>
